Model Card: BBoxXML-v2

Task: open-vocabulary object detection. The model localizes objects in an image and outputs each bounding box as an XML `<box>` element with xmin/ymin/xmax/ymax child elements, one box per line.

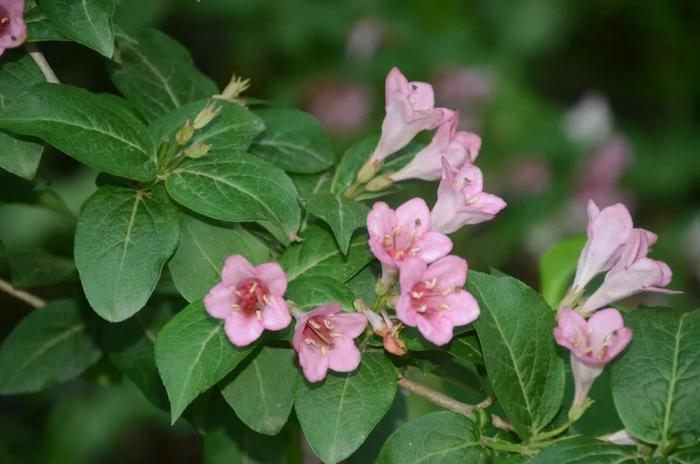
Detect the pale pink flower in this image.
<box><xmin>390</xmin><ymin>111</ymin><xmax>480</xmax><ymax>182</ymax></box>
<box><xmin>430</xmin><ymin>158</ymin><xmax>506</xmax><ymax>234</ymax></box>
<box><xmin>367</xmin><ymin>198</ymin><xmax>452</xmax><ymax>286</ymax></box>
<box><xmin>0</xmin><ymin>0</ymin><xmax>26</xmax><ymax>56</ymax></box>
<box><xmin>396</xmin><ymin>256</ymin><xmax>479</xmax><ymax>346</ymax></box>
<box><xmin>204</xmin><ymin>255</ymin><xmax>291</xmax><ymax>347</ymax></box>
<box><xmin>292</xmin><ymin>303</ymin><xmax>368</xmax><ymax>383</ymax></box>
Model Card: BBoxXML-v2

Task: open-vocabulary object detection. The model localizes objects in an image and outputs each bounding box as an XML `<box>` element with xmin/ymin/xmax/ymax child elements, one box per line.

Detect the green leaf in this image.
<box><xmin>468</xmin><ymin>271</ymin><xmax>565</xmax><ymax>439</ymax></box>
<box><xmin>295</xmin><ymin>351</ymin><xmax>396</xmax><ymax>464</ymax></box>
<box><xmin>0</xmin><ymin>52</ymin><xmax>46</xmax><ymax>179</ymax></box>
<box><xmin>291</xmin><ymin>172</ymin><xmax>332</xmax><ymax>199</ymax></box>
<box><xmin>0</xmin><ymin>83</ymin><xmax>157</xmax><ymax>181</ymax></box>
<box><xmin>525</xmin><ymin>437</ymin><xmax>642</xmax><ymax>463</ymax></box>
<box><xmin>539</xmin><ymin>236</ymin><xmax>585</xmax><ymax>307</ymax></box>
<box><xmin>155</xmin><ymin>301</ymin><xmax>254</xmax><ymax>423</ymax></box>
<box><xmin>303</xmin><ymin>193</ymin><xmax>369</xmax><ymax>254</ymax></box>
<box><xmin>7</xmin><ymin>250</ymin><xmax>76</xmax><ymax>288</ymax></box>
<box><xmin>75</xmin><ymin>185</ymin><xmax>179</xmax><ymax>322</ymax></box>
<box><xmin>220</xmin><ymin>347</ymin><xmax>299</xmax><ymax>435</ymax></box>
<box><xmin>38</xmin><ymin>0</ymin><xmax>115</xmax><ymax>57</ymax></box>
<box><xmin>345</xmin><ymin>265</ymin><xmax>377</xmax><ymax>308</ymax></box>
<box><xmin>285</xmin><ymin>276</ymin><xmax>355</xmax><ymax>311</ymax></box>
<box><xmin>103</xmin><ymin>302</ymin><xmax>174</xmax><ymax>409</ymax></box>
<box><xmin>376</xmin><ymin>411</ymin><xmax>486</xmax><ymax>464</ymax></box>
<box><xmin>150</xmin><ymin>99</ymin><xmax>264</xmax><ymax>154</ymax></box>
<box><xmin>169</xmin><ymin>213</ymin><xmax>271</xmax><ymax>303</ymax></box>
<box><xmin>279</xmin><ymin>225</ymin><xmax>372</xmax><ymax>283</ymax></box>
<box><xmin>610</xmin><ymin>308</ymin><xmax>700</xmax><ymax>447</ymax></box>
<box><xmin>0</xmin><ymin>300</ymin><xmax>101</xmax><ymax>394</ymax></box>
<box><xmin>109</xmin><ymin>29</ymin><xmax>218</xmax><ymax>122</ymax></box>
<box><xmin>165</xmin><ymin>151</ymin><xmax>301</xmax><ymax>238</ymax></box>
<box><xmin>25</xmin><ymin>7</ymin><xmax>70</xmax><ymax>42</ymax></box>
<box><xmin>249</xmin><ymin>108</ymin><xmax>334</xmax><ymax>174</ymax></box>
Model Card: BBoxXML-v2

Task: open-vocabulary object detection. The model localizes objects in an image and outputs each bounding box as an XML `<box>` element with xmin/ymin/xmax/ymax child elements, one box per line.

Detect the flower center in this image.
<box><xmin>382</xmin><ymin>219</ymin><xmax>422</xmax><ymax>262</ymax></box>
<box><xmin>231</xmin><ymin>278</ymin><xmax>270</xmax><ymax>319</ymax></box>
<box><xmin>0</xmin><ymin>10</ymin><xmax>9</xmax><ymax>37</ymax></box>
<box><xmin>303</xmin><ymin>316</ymin><xmax>342</xmax><ymax>356</ymax></box>
<box><xmin>409</xmin><ymin>278</ymin><xmax>453</xmax><ymax>314</ymax></box>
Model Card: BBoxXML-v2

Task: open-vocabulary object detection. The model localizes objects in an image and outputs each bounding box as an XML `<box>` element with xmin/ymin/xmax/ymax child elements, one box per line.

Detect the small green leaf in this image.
<box><xmin>250</xmin><ymin>108</ymin><xmax>334</xmax><ymax>174</ymax></box>
<box><xmin>295</xmin><ymin>351</ymin><xmax>396</xmax><ymax>464</ymax></box>
<box><xmin>539</xmin><ymin>235</ymin><xmax>585</xmax><ymax>307</ymax></box>
<box><xmin>75</xmin><ymin>185</ymin><xmax>179</xmax><ymax>322</ymax></box>
<box><xmin>468</xmin><ymin>271</ymin><xmax>565</xmax><ymax>439</ymax></box>
<box><xmin>285</xmin><ymin>276</ymin><xmax>355</xmax><ymax>311</ymax></box>
<box><xmin>165</xmin><ymin>151</ymin><xmax>301</xmax><ymax>238</ymax></box>
<box><xmin>155</xmin><ymin>301</ymin><xmax>254</xmax><ymax>423</ymax></box>
<box><xmin>304</xmin><ymin>193</ymin><xmax>369</xmax><ymax>254</ymax></box>
<box><xmin>0</xmin><ymin>83</ymin><xmax>157</xmax><ymax>181</ymax></box>
<box><xmin>169</xmin><ymin>213</ymin><xmax>272</xmax><ymax>303</ymax></box>
<box><xmin>220</xmin><ymin>347</ymin><xmax>299</xmax><ymax>435</ymax></box>
<box><xmin>376</xmin><ymin>411</ymin><xmax>486</xmax><ymax>464</ymax></box>
<box><xmin>0</xmin><ymin>300</ymin><xmax>101</xmax><ymax>394</ymax></box>
<box><xmin>279</xmin><ymin>225</ymin><xmax>372</xmax><ymax>283</ymax></box>
<box><xmin>39</xmin><ymin>0</ymin><xmax>115</xmax><ymax>57</ymax></box>
<box><xmin>525</xmin><ymin>437</ymin><xmax>642</xmax><ymax>463</ymax></box>
<box><xmin>611</xmin><ymin>309</ymin><xmax>700</xmax><ymax>447</ymax></box>
<box><xmin>109</xmin><ymin>29</ymin><xmax>218</xmax><ymax>122</ymax></box>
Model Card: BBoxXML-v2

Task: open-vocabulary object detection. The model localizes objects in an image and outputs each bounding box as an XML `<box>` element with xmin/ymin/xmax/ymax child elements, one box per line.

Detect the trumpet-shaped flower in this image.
<box><xmin>0</xmin><ymin>0</ymin><xmax>26</xmax><ymax>56</ymax></box>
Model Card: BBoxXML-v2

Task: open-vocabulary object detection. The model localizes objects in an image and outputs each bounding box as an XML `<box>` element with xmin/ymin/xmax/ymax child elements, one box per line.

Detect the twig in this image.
<box><xmin>0</xmin><ymin>278</ymin><xmax>46</xmax><ymax>309</ymax></box>
<box><xmin>26</xmin><ymin>44</ymin><xmax>59</xmax><ymax>83</ymax></box>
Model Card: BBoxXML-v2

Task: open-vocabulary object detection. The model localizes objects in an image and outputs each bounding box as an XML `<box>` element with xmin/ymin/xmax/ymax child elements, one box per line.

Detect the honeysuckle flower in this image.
<box><xmin>204</xmin><ymin>255</ymin><xmax>291</xmax><ymax>347</ymax></box>
<box><xmin>553</xmin><ymin>308</ymin><xmax>632</xmax><ymax>405</ymax></box>
<box><xmin>292</xmin><ymin>303</ymin><xmax>368</xmax><ymax>383</ymax></box>
<box><xmin>367</xmin><ymin>198</ymin><xmax>452</xmax><ymax>287</ymax></box>
<box><xmin>389</xmin><ymin>111</ymin><xmax>481</xmax><ymax>183</ymax></box>
<box><xmin>396</xmin><ymin>256</ymin><xmax>479</xmax><ymax>346</ymax></box>
<box><xmin>0</xmin><ymin>0</ymin><xmax>26</xmax><ymax>56</ymax></box>
<box><xmin>430</xmin><ymin>158</ymin><xmax>506</xmax><ymax>234</ymax></box>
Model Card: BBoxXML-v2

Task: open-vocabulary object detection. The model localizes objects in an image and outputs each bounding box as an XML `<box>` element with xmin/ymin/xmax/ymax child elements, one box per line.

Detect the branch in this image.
<box><xmin>0</xmin><ymin>278</ymin><xmax>46</xmax><ymax>309</ymax></box>
<box><xmin>26</xmin><ymin>44</ymin><xmax>60</xmax><ymax>83</ymax></box>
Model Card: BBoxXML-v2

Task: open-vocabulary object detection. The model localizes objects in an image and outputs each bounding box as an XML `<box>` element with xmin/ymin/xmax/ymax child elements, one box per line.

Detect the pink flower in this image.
<box><xmin>396</xmin><ymin>256</ymin><xmax>480</xmax><ymax>346</ymax></box>
<box><xmin>367</xmin><ymin>198</ymin><xmax>452</xmax><ymax>286</ymax></box>
<box><xmin>576</xmin><ymin>136</ymin><xmax>633</xmax><ymax>208</ymax></box>
<box><xmin>571</xmin><ymin>201</ymin><xmax>633</xmax><ymax>293</ymax></box>
<box><xmin>370</xmin><ymin>67</ymin><xmax>448</xmax><ymax>164</ymax></box>
<box><xmin>390</xmin><ymin>111</ymin><xmax>481</xmax><ymax>182</ymax></box>
<box><xmin>304</xmin><ymin>78</ymin><xmax>372</xmax><ymax>135</ymax></box>
<box><xmin>204</xmin><ymin>255</ymin><xmax>291</xmax><ymax>347</ymax></box>
<box><xmin>292</xmin><ymin>303</ymin><xmax>368</xmax><ymax>383</ymax></box>
<box><xmin>430</xmin><ymin>158</ymin><xmax>506</xmax><ymax>234</ymax></box>
<box><xmin>0</xmin><ymin>0</ymin><xmax>26</xmax><ymax>56</ymax></box>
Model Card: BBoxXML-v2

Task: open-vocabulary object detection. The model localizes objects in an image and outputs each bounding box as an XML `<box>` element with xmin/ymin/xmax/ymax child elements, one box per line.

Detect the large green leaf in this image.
<box><xmin>0</xmin><ymin>83</ymin><xmax>157</xmax><ymax>181</ymax></box>
<box><xmin>0</xmin><ymin>300</ymin><xmax>101</xmax><ymax>394</ymax></box>
<box><xmin>25</xmin><ymin>7</ymin><xmax>70</xmax><ymax>42</ymax></box>
<box><xmin>525</xmin><ymin>437</ymin><xmax>642</xmax><ymax>464</ymax></box>
<box><xmin>376</xmin><ymin>411</ymin><xmax>486</xmax><ymax>464</ymax></box>
<box><xmin>285</xmin><ymin>276</ymin><xmax>355</xmax><ymax>312</ymax></box>
<box><xmin>0</xmin><ymin>52</ymin><xmax>46</xmax><ymax>179</ymax></box>
<box><xmin>165</xmin><ymin>151</ymin><xmax>301</xmax><ymax>238</ymax></box>
<box><xmin>611</xmin><ymin>309</ymin><xmax>700</xmax><ymax>448</ymax></box>
<box><xmin>169</xmin><ymin>213</ymin><xmax>271</xmax><ymax>303</ymax></box>
<box><xmin>249</xmin><ymin>108</ymin><xmax>334</xmax><ymax>174</ymax></box>
<box><xmin>75</xmin><ymin>185</ymin><xmax>179</xmax><ymax>322</ymax></box>
<box><xmin>39</xmin><ymin>0</ymin><xmax>114</xmax><ymax>57</ymax></box>
<box><xmin>295</xmin><ymin>351</ymin><xmax>396</xmax><ymax>464</ymax></box>
<box><xmin>155</xmin><ymin>301</ymin><xmax>254</xmax><ymax>423</ymax></box>
<box><xmin>468</xmin><ymin>271</ymin><xmax>565</xmax><ymax>439</ymax></box>
<box><xmin>279</xmin><ymin>225</ymin><xmax>372</xmax><ymax>283</ymax></box>
<box><xmin>539</xmin><ymin>236</ymin><xmax>585</xmax><ymax>307</ymax></box>
<box><xmin>220</xmin><ymin>347</ymin><xmax>299</xmax><ymax>435</ymax></box>
<box><xmin>303</xmin><ymin>193</ymin><xmax>369</xmax><ymax>254</ymax></box>
<box><xmin>109</xmin><ymin>29</ymin><xmax>218</xmax><ymax>122</ymax></box>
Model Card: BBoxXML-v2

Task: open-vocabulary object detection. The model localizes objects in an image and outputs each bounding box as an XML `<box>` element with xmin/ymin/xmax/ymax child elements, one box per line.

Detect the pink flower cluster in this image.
<box><xmin>0</xmin><ymin>0</ymin><xmax>26</xmax><ymax>56</ymax></box>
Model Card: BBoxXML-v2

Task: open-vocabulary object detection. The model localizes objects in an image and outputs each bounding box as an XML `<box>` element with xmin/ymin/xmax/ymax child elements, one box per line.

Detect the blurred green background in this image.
<box><xmin>1</xmin><ymin>0</ymin><xmax>699</xmax><ymax>462</ymax></box>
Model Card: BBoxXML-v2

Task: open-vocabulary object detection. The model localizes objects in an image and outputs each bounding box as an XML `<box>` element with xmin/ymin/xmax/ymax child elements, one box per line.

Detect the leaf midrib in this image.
<box><xmin>122</xmin><ymin>42</ymin><xmax>181</xmax><ymax>108</ymax></box>
<box><xmin>661</xmin><ymin>312</ymin><xmax>689</xmax><ymax>444</ymax></box>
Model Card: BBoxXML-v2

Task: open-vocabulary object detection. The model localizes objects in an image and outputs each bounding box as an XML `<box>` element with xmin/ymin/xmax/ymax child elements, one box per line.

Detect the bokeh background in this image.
<box><xmin>1</xmin><ymin>0</ymin><xmax>699</xmax><ymax>462</ymax></box>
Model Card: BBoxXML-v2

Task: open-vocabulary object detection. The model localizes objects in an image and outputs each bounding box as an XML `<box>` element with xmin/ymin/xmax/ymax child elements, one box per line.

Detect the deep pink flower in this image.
<box><xmin>430</xmin><ymin>158</ymin><xmax>506</xmax><ymax>234</ymax></box>
<box><xmin>292</xmin><ymin>303</ymin><xmax>368</xmax><ymax>383</ymax></box>
<box><xmin>367</xmin><ymin>198</ymin><xmax>452</xmax><ymax>285</ymax></box>
<box><xmin>390</xmin><ymin>111</ymin><xmax>480</xmax><ymax>182</ymax></box>
<box><xmin>396</xmin><ymin>256</ymin><xmax>479</xmax><ymax>346</ymax></box>
<box><xmin>204</xmin><ymin>255</ymin><xmax>291</xmax><ymax>347</ymax></box>
<box><xmin>0</xmin><ymin>0</ymin><xmax>26</xmax><ymax>56</ymax></box>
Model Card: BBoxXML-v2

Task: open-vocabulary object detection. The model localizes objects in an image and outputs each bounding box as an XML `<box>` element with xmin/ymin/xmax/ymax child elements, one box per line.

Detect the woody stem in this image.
<box><xmin>26</xmin><ymin>44</ymin><xmax>59</xmax><ymax>83</ymax></box>
<box><xmin>0</xmin><ymin>278</ymin><xmax>46</xmax><ymax>309</ymax></box>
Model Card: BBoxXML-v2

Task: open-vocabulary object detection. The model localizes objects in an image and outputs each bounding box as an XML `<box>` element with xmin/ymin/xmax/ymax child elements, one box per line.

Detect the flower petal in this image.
<box><xmin>424</xmin><ymin>255</ymin><xmax>467</xmax><ymax>289</ymax></box>
<box><xmin>416</xmin><ymin>313</ymin><xmax>454</xmax><ymax>346</ymax></box>
<box><xmin>299</xmin><ymin>344</ymin><xmax>329</xmax><ymax>383</ymax></box>
<box><xmin>396</xmin><ymin>197</ymin><xmax>430</xmax><ymax>236</ymax></box>
<box><xmin>331</xmin><ymin>312</ymin><xmax>368</xmax><ymax>339</ymax></box>
<box><xmin>327</xmin><ymin>337</ymin><xmax>362</xmax><ymax>373</ymax></box>
<box><xmin>221</xmin><ymin>255</ymin><xmax>256</xmax><ymax>286</ymax></box>
<box><xmin>443</xmin><ymin>290</ymin><xmax>480</xmax><ymax>326</ymax></box>
<box><xmin>204</xmin><ymin>283</ymin><xmax>234</xmax><ymax>320</ymax></box>
<box><xmin>416</xmin><ymin>231</ymin><xmax>452</xmax><ymax>262</ymax></box>
<box><xmin>255</xmin><ymin>262</ymin><xmax>287</xmax><ymax>295</ymax></box>
<box><xmin>262</xmin><ymin>296</ymin><xmax>292</xmax><ymax>331</ymax></box>
<box><xmin>396</xmin><ymin>294</ymin><xmax>418</xmax><ymax>327</ymax></box>
<box><xmin>224</xmin><ymin>311</ymin><xmax>264</xmax><ymax>347</ymax></box>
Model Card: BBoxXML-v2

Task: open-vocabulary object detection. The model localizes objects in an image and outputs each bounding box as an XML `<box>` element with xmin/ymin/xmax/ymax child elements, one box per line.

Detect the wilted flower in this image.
<box><xmin>0</xmin><ymin>0</ymin><xmax>27</xmax><ymax>56</ymax></box>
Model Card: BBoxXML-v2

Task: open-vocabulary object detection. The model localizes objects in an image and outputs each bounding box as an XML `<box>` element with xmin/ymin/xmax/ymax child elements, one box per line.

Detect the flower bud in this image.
<box><xmin>365</xmin><ymin>175</ymin><xmax>394</xmax><ymax>192</ymax></box>
<box><xmin>184</xmin><ymin>141</ymin><xmax>212</xmax><ymax>159</ymax></box>
<box><xmin>356</xmin><ymin>159</ymin><xmax>382</xmax><ymax>184</ymax></box>
<box><xmin>193</xmin><ymin>103</ymin><xmax>221</xmax><ymax>130</ymax></box>
<box><xmin>215</xmin><ymin>74</ymin><xmax>251</xmax><ymax>107</ymax></box>
<box><xmin>176</xmin><ymin>120</ymin><xmax>195</xmax><ymax>145</ymax></box>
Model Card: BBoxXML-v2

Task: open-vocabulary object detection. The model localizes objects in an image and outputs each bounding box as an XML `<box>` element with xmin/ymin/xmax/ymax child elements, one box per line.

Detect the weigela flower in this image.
<box><xmin>390</xmin><ymin>111</ymin><xmax>481</xmax><ymax>183</ymax></box>
<box><xmin>430</xmin><ymin>158</ymin><xmax>506</xmax><ymax>234</ymax></box>
<box><xmin>292</xmin><ymin>303</ymin><xmax>368</xmax><ymax>383</ymax></box>
<box><xmin>204</xmin><ymin>255</ymin><xmax>291</xmax><ymax>347</ymax></box>
<box><xmin>0</xmin><ymin>0</ymin><xmax>27</xmax><ymax>56</ymax></box>
<box><xmin>396</xmin><ymin>256</ymin><xmax>480</xmax><ymax>346</ymax></box>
